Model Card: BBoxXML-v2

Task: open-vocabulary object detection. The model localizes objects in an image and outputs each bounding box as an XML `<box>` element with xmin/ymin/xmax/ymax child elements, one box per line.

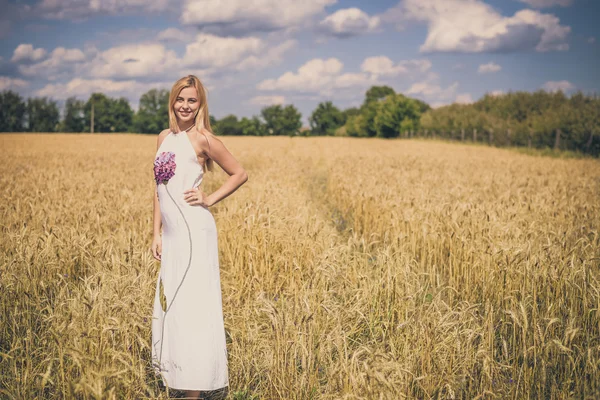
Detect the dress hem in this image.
<box><xmin>162</xmin><ymin>384</ymin><xmax>229</xmax><ymax>392</ymax></box>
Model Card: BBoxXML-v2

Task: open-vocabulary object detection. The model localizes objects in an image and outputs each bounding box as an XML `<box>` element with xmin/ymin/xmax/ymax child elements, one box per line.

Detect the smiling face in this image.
<box><xmin>174</xmin><ymin>86</ymin><xmax>200</xmax><ymax>125</ymax></box>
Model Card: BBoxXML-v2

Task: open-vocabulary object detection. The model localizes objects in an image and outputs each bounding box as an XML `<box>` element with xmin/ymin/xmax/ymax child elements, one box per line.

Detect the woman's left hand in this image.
<box><xmin>183</xmin><ymin>187</ymin><xmax>211</xmax><ymax>208</ymax></box>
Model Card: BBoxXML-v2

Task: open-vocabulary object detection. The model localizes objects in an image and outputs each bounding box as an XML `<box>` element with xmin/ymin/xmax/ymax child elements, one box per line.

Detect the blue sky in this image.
<box><xmin>1</xmin><ymin>0</ymin><xmax>598</xmax><ymax>126</ymax></box>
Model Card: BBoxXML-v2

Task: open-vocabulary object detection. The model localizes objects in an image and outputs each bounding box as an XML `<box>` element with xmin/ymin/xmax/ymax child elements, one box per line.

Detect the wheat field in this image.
<box><xmin>1</xmin><ymin>133</ymin><xmax>599</xmax><ymax>399</ymax></box>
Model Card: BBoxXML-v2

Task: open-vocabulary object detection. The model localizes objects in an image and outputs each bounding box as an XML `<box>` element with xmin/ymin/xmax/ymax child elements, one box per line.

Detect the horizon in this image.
<box><xmin>1</xmin><ymin>0</ymin><xmax>599</xmax><ymax>125</ymax></box>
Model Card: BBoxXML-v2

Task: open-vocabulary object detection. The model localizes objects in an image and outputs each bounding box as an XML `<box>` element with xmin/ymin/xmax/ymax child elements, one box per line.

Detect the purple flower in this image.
<box><xmin>154</xmin><ymin>151</ymin><xmax>176</xmax><ymax>184</ymax></box>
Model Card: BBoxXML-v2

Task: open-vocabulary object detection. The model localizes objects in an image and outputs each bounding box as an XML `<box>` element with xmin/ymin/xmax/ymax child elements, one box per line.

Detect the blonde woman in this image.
<box><xmin>150</xmin><ymin>75</ymin><xmax>248</xmax><ymax>399</ymax></box>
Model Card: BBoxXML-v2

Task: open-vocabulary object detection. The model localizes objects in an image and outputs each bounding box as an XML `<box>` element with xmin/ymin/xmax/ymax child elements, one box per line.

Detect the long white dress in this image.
<box><xmin>151</xmin><ymin>130</ymin><xmax>229</xmax><ymax>391</ymax></box>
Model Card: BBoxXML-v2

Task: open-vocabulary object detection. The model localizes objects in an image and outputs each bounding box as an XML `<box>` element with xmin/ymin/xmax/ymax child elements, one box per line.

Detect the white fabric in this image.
<box><xmin>151</xmin><ymin>130</ymin><xmax>229</xmax><ymax>391</ymax></box>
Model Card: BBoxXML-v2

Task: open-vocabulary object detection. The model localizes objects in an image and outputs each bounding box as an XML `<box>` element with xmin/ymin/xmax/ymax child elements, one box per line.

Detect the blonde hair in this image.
<box><xmin>168</xmin><ymin>75</ymin><xmax>217</xmax><ymax>173</ymax></box>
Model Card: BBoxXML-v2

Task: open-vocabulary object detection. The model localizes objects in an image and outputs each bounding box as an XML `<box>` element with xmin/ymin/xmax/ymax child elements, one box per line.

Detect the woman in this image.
<box><xmin>150</xmin><ymin>75</ymin><xmax>248</xmax><ymax>399</ymax></box>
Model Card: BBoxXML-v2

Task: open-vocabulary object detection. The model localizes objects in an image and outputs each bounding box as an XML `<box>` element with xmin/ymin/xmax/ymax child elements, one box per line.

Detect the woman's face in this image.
<box><xmin>174</xmin><ymin>86</ymin><xmax>200</xmax><ymax>125</ymax></box>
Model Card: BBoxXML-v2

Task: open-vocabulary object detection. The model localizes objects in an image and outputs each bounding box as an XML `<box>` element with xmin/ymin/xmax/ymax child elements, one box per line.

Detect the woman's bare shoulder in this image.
<box><xmin>156</xmin><ymin>128</ymin><xmax>171</xmax><ymax>150</ymax></box>
<box><xmin>197</xmin><ymin>127</ymin><xmax>222</xmax><ymax>152</ymax></box>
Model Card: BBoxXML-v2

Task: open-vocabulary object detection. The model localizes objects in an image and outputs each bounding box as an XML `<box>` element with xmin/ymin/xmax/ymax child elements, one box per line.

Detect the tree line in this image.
<box><xmin>0</xmin><ymin>89</ymin><xmax>303</xmax><ymax>137</ymax></box>
<box><xmin>1</xmin><ymin>86</ymin><xmax>598</xmax><ymax>156</ymax></box>
<box><xmin>308</xmin><ymin>85</ymin><xmax>599</xmax><ymax>157</ymax></box>
<box><xmin>419</xmin><ymin>90</ymin><xmax>600</xmax><ymax>156</ymax></box>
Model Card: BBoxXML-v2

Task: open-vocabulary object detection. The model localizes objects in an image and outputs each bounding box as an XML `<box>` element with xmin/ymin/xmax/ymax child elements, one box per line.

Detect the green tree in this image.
<box><xmin>84</xmin><ymin>93</ymin><xmax>133</xmax><ymax>133</ymax></box>
<box><xmin>215</xmin><ymin>114</ymin><xmax>242</xmax><ymax>136</ymax></box>
<box><xmin>363</xmin><ymin>85</ymin><xmax>395</xmax><ymax>106</ymax></box>
<box><xmin>361</xmin><ymin>101</ymin><xmax>381</xmax><ymax>137</ymax></box>
<box><xmin>238</xmin><ymin>116</ymin><xmax>266</xmax><ymax>136</ymax></box>
<box><xmin>359</xmin><ymin>86</ymin><xmax>396</xmax><ymax>137</ymax></box>
<box><xmin>261</xmin><ymin>104</ymin><xmax>302</xmax><ymax>136</ymax></box>
<box><xmin>343</xmin><ymin>107</ymin><xmax>360</xmax><ymax>120</ymax></box>
<box><xmin>133</xmin><ymin>89</ymin><xmax>169</xmax><ymax>133</ymax></box>
<box><xmin>420</xmin><ymin>111</ymin><xmax>435</xmax><ymax>134</ymax></box>
<box><xmin>25</xmin><ymin>97</ymin><xmax>60</xmax><ymax>132</ymax></box>
<box><xmin>566</xmin><ymin>92</ymin><xmax>600</xmax><ymax>155</ymax></box>
<box><xmin>84</xmin><ymin>93</ymin><xmax>112</xmax><ymax>132</ymax></box>
<box><xmin>309</xmin><ymin>101</ymin><xmax>345</xmax><ymax>136</ymax></box>
<box><xmin>345</xmin><ymin>114</ymin><xmax>367</xmax><ymax>137</ymax></box>
<box><xmin>112</xmin><ymin>97</ymin><xmax>134</xmax><ymax>132</ymax></box>
<box><xmin>413</xmin><ymin>98</ymin><xmax>431</xmax><ymax>114</ymax></box>
<box><xmin>0</xmin><ymin>90</ymin><xmax>26</xmax><ymax>132</ymax></box>
<box><xmin>374</xmin><ymin>94</ymin><xmax>421</xmax><ymax>138</ymax></box>
<box><xmin>420</xmin><ymin>89</ymin><xmax>599</xmax><ymax>156</ymax></box>
<box><xmin>61</xmin><ymin>97</ymin><xmax>86</xmax><ymax>132</ymax></box>
<box><xmin>582</xmin><ymin>95</ymin><xmax>600</xmax><ymax>155</ymax></box>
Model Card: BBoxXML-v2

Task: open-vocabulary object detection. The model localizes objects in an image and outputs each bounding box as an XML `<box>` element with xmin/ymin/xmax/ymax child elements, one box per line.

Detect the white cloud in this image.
<box><xmin>335</xmin><ymin>72</ymin><xmax>374</xmax><ymax>89</ymax></box>
<box><xmin>11</xmin><ymin>44</ymin><xmax>47</xmax><ymax>62</ymax></box>
<box><xmin>84</xmin><ymin>43</ymin><xmax>179</xmax><ymax>79</ymax></box>
<box><xmin>36</xmin><ymin>0</ymin><xmax>171</xmax><ymax>20</ymax></box>
<box><xmin>87</xmin><ymin>35</ymin><xmax>274</xmax><ymax>78</ymax></box>
<box><xmin>403</xmin><ymin>72</ymin><xmax>461</xmax><ymax>106</ymax></box>
<box><xmin>258</xmin><ymin>58</ymin><xmax>342</xmax><ymax>91</ymax></box>
<box><xmin>455</xmin><ymin>93</ymin><xmax>474</xmax><ymax>104</ymax></box>
<box><xmin>55</xmin><ymin>47</ymin><xmax>86</xmax><ymax>62</ymax></box>
<box><xmin>181</xmin><ymin>0</ymin><xmax>336</xmax><ymax>35</ymax></box>
<box><xmin>317</xmin><ymin>8</ymin><xmax>380</xmax><ymax>38</ymax></box>
<box><xmin>0</xmin><ymin>76</ymin><xmax>28</xmax><ymax>91</ymax></box>
<box><xmin>478</xmin><ymin>62</ymin><xmax>502</xmax><ymax>74</ymax></box>
<box><xmin>406</xmin><ymin>80</ymin><xmax>458</xmax><ymax>99</ymax></box>
<box><xmin>489</xmin><ymin>90</ymin><xmax>504</xmax><ymax>96</ymax></box>
<box><xmin>515</xmin><ymin>9</ymin><xmax>570</xmax><ymax>51</ymax></box>
<box><xmin>235</xmin><ymin>40</ymin><xmax>297</xmax><ymax>71</ymax></box>
<box><xmin>258</xmin><ymin>55</ymin><xmax>441</xmax><ymax>101</ymax></box>
<box><xmin>360</xmin><ymin>56</ymin><xmax>431</xmax><ymax>77</ymax></box>
<box><xmin>516</xmin><ymin>0</ymin><xmax>573</xmax><ymax>8</ymax></box>
<box><xmin>379</xmin><ymin>3</ymin><xmax>404</xmax><ymax>31</ymax></box>
<box><xmin>34</xmin><ymin>77</ymin><xmax>169</xmax><ymax>99</ymax></box>
<box><xmin>248</xmin><ymin>95</ymin><xmax>285</xmax><ymax>106</ymax></box>
<box><xmin>542</xmin><ymin>80</ymin><xmax>575</xmax><ymax>92</ymax></box>
<box><xmin>18</xmin><ymin>47</ymin><xmax>85</xmax><ymax>79</ymax></box>
<box><xmin>257</xmin><ymin>57</ymin><xmax>375</xmax><ymax>96</ymax></box>
<box><xmin>157</xmin><ymin>28</ymin><xmax>188</xmax><ymax>42</ymax></box>
<box><xmin>19</xmin><ymin>34</ymin><xmax>291</xmax><ymax>83</ymax></box>
<box><xmin>427</xmin><ymin>92</ymin><xmax>473</xmax><ymax>107</ymax></box>
<box><xmin>389</xmin><ymin>0</ymin><xmax>570</xmax><ymax>53</ymax></box>
<box><xmin>182</xmin><ymin>34</ymin><xmax>264</xmax><ymax>70</ymax></box>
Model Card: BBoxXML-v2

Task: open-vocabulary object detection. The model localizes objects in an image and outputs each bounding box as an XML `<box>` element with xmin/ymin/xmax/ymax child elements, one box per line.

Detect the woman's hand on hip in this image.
<box><xmin>183</xmin><ymin>187</ymin><xmax>210</xmax><ymax>209</ymax></box>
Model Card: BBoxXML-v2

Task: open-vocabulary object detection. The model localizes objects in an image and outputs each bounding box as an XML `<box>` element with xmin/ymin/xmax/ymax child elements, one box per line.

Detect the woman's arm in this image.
<box><xmin>153</xmin><ymin>187</ymin><xmax>162</xmax><ymax>237</ymax></box>
<box><xmin>153</xmin><ymin>129</ymin><xmax>170</xmax><ymax>236</ymax></box>
<box><xmin>151</xmin><ymin>130</ymin><xmax>170</xmax><ymax>260</ymax></box>
<box><xmin>200</xmin><ymin>130</ymin><xmax>248</xmax><ymax>207</ymax></box>
<box><xmin>206</xmin><ymin>172</ymin><xmax>248</xmax><ymax>207</ymax></box>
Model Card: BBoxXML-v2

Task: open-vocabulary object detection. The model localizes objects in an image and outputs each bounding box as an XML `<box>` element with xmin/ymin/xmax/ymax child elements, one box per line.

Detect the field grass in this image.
<box><xmin>1</xmin><ymin>133</ymin><xmax>599</xmax><ymax>399</ymax></box>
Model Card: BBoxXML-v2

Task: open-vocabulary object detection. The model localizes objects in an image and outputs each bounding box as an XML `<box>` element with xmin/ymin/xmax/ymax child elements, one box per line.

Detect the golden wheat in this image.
<box><xmin>1</xmin><ymin>134</ymin><xmax>599</xmax><ymax>399</ymax></box>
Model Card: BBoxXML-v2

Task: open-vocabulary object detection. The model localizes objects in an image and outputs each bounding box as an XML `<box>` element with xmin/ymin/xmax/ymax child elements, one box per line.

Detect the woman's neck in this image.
<box><xmin>178</xmin><ymin>121</ymin><xmax>196</xmax><ymax>133</ymax></box>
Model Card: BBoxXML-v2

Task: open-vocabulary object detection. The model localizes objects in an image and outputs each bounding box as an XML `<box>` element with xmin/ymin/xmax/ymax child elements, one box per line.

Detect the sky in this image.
<box><xmin>0</xmin><ymin>0</ymin><xmax>599</xmax><ymax>126</ymax></box>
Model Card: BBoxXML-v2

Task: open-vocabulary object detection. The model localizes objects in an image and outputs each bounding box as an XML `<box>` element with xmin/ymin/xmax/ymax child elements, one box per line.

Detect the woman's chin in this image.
<box><xmin>177</xmin><ymin>115</ymin><xmax>193</xmax><ymax>122</ymax></box>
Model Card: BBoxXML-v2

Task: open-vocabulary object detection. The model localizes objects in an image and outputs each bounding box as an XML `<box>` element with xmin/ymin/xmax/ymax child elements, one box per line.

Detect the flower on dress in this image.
<box><xmin>154</xmin><ymin>151</ymin><xmax>176</xmax><ymax>184</ymax></box>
